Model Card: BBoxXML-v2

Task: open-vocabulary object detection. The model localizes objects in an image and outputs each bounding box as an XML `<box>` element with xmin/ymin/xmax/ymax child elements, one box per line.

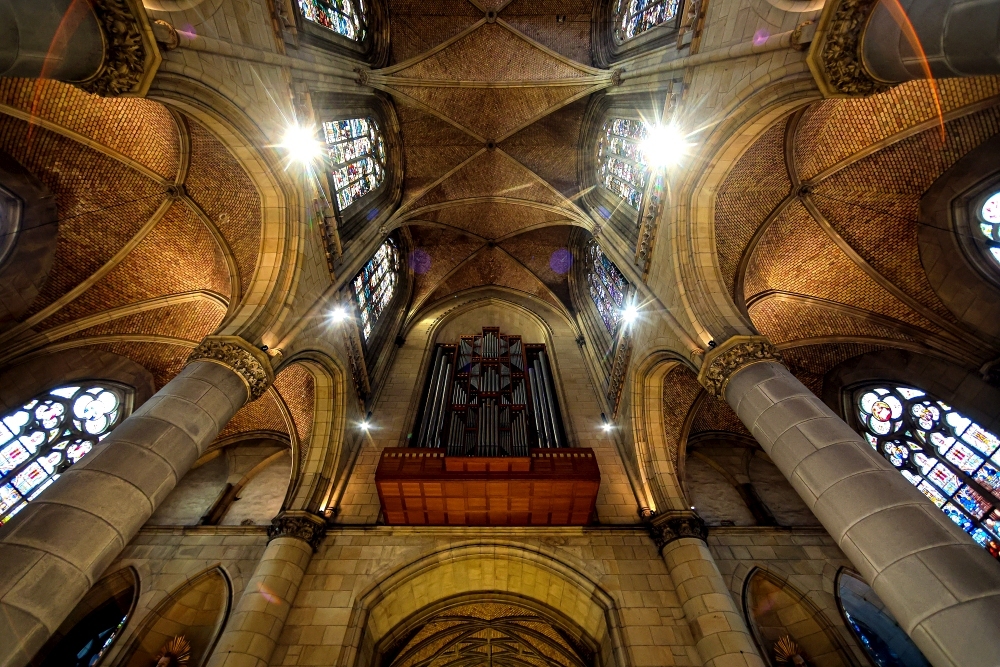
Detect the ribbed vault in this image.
<box><xmin>381</xmin><ymin>0</ymin><xmax>609</xmax><ymax>316</ymax></box>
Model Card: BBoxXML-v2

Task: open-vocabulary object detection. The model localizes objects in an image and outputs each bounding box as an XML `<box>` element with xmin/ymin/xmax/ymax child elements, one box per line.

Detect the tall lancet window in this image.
<box><xmin>353</xmin><ymin>239</ymin><xmax>399</xmax><ymax>340</ymax></box>
<box><xmin>614</xmin><ymin>0</ymin><xmax>682</xmax><ymax>41</ymax></box>
<box><xmin>0</xmin><ymin>385</ymin><xmax>130</xmax><ymax>523</ymax></box>
<box><xmin>297</xmin><ymin>0</ymin><xmax>366</xmax><ymax>39</ymax></box>
<box><xmin>857</xmin><ymin>384</ymin><xmax>1000</xmax><ymax>559</ymax></box>
<box><xmin>979</xmin><ymin>190</ymin><xmax>1000</xmax><ymax>266</ymax></box>
<box><xmin>587</xmin><ymin>240</ymin><xmax>629</xmax><ymax>334</ymax></box>
<box><xmin>597</xmin><ymin>118</ymin><xmax>650</xmax><ymax>210</ymax></box>
<box><xmin>323</xmin><ymin>116</ymin><xmax>386</xmax><ymax>212</ymax></box>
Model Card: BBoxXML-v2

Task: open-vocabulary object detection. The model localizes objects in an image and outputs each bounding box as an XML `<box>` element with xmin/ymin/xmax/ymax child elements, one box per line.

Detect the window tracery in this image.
<box><xmin>614</xmin><ymin>0</ymin><xmax>682</xmax><ymax>41</ymax></box>
<box><xmin>323</xmin><ymin>116</ymin><xmax>386</xmax><ymax>212</ymax></box>
<box><xmin>0</xmin><ymin>385</ymin><xmax>128</xmax><ymax>523</ymax></box>
<box><xmin>978</xmin><ymin>190</ymin><xmax>1000</xmax><ymax>266</ymax></box>
<box><xmin>587</xmin><ymin>240</ymin><xmax>629</xmax><ymax>334</ymax></box>
<box><xmin>857</xmin><ymin>384</ymin><xmax>1000</xmax><ymax>559</ymax></box>
<box><xmin>597</xmin><ymin>118</ymin><xmax>650</xmax><ymax>210</ymax></box>
<box><xmin>297</xmin><ymin>0</ymin><xmax>366</xmax><ymax>39</ymax></box>
<box><xmin>353</xmin><ymin>239</ymin><xmax>399</xmax><ymax>340</ymax></box>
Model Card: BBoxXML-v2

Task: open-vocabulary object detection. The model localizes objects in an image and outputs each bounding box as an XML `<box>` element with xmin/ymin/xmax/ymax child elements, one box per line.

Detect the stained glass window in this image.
<box><xmin>978</xmin><ymin>191</ymin><xmax>1000</xmax><ymax>266</ymax></box>
<box><xmin>614</xmin><ymin>0</ymin><xmax>682</xmax><ymax>42</ymax></box>
<box><xmin>0</xmin><ymin>385</ymin><xmax>128</xmax><ymax>524</ymax></box>
<box><xmin>297</xmin><ymin>0</ymin><xmax>366</xmax><ymax>40</ymax></box>
<box><xmin>323</xmin><ymin>116</ymin><xmax>386</xmax><ymax>212</ymax></box>
<box><xmin>587</xmin><ymin>240</ymin><xmax>629</xmax><ymax>334</ymax></box>
<box><xmin>597</xmin><ymin>118</ymin><xmax>650</xmax><ymax>211</ymax></box>
<box><xmin>353</xmin><ymin>239</ymin><xmax>399</xmax><ymax>340</ymax></box>
<box><xmin>857</xmin><ymin>385</ymin><xmax>1000</xmax><ymax>560</ymax></box>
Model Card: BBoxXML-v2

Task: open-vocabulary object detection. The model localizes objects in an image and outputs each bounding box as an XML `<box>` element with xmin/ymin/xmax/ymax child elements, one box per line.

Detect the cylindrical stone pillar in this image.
<box><xmin>651</xmin><ymin>512</ymin><xmax>765</xmax><ymax>667</ymax></box>
<box><xmin>863</xmin><ymin>0</ymin><xmax>1000</xmax><ymax>83</ymax></box>
<box><xmin>811</xmin><ymin>0</ymin><xmax>1000</xmax><ymax>96</ymax></box>
<box><xmin>699</xmin><ymin>336</ymin><xmax>1000</xmax><ymax>667</ymax></box>
<box><xmin>205</xmin><ymin>512</ymin><xmax>326</xmax><ymax>667</ymax></box>
<box><xmin>0</xmin><ymin>336</ymin><xmax>273</xmax><ymax>667</ymax></box>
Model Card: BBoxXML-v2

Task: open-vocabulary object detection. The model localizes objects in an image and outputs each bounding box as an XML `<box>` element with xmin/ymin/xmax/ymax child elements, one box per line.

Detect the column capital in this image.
<box><xmin>647</xmin><ymin>510</ymin><xmax>708</xmax><ymax>553</ymax></box>
<box><xmin>187</xmin><ymin>336</ymin><xmax>274</xmax><ymax>401</ymax></box>
<box><xmin>267</xmin><ymin>511</ymin><xmax>327</xmax><ymax>552</ymax></box>
<box><xmin>697</xmin><ymin>335</ymin><xmax>782</xmax><ymax>399</ymax></box>
<box><xmin>806</xmin><ymin>0</ymin><xmax>890</xmax><ymax>97</ymax></box>
<box><xmin>82</xmin><ymin>0</ymin><xmax>162</xmax><ymax>96</ymax></box>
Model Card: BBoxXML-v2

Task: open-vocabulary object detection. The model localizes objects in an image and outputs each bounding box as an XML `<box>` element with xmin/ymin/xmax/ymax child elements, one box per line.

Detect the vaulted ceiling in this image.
<box><xmin>715</xmin><ymin>76</ymin><xmax>1000</xmax><ymax>381</ymax></box>
<box><xmin>382</xmin><ymin>0</ymin><xmax>604</xmax><ymax>317</ymax></box>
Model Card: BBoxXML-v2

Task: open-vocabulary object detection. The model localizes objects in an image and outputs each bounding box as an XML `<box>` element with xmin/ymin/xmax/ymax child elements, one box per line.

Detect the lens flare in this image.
<box><xmin>753</xmin><ymin>28</ymin><xmax>770</xmax><ymax>46</ymax></box>
<box><xmin>409</xmin><ymin>248</ymin><xmax>432</xmax><ymax>274</ymax></box>
<box><xmin>641</xmin><ymin>123</ymin><xmax>691</xmax><ymax>168</ymax></box>
<box><xmin>549</xmin><ymin>248</ymin><xmax>572</xmax><ymax>275</ymax></box>
<box><xmin>280</xmin><ymin>124</ymin><xmax>323</xmax><ymax>166</ymax></box>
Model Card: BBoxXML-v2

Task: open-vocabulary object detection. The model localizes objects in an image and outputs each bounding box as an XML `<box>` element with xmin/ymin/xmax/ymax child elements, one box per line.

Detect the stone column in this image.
<box><xmin>650</xmin><ymin>512</ymin><xmax>765</xmax><ymax>667</ymax></box>
<box><xmin>205</xmin><ymin>512</ymin><xmax>326</xmax><ymax>667</ymax></box>
<box><xmin>807</xmin><ymin>0</ymin><xmax>1000</xmax><ymax>96</ymax></box>
<box><xmin>0</xmin><ymin>336</ymin><xmax>273</xmax><ymax>667</ymax></box>
<box><xmin>0</xmin><ymin>0</ymin><xmax>160</xmax><ymax>96</ymax></box>
<box><xmin>699</xmin><ymin>336</ymin><xmax>1000</xmax><ymax>667</ymax></box>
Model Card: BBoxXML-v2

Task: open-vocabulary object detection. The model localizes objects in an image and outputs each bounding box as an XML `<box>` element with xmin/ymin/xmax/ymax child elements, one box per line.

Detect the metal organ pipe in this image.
<box><xmin>416</xmin><ymin>348</ymin><xmax>443</xmax><ymax>448</ymax></box>
<box><xmin>539</xmin><ymin>351</ymin><xmax>561</xmax><ymax>448</ymax></box>
<box><xmin>432</xmin><ymin>362</ymin><xmax>451</xmax><ymax>446</ymax></box>
<box><xmin>533</xmin><ymin>359</ymin><xmax>555</xmax><ymax>448</ymax></box>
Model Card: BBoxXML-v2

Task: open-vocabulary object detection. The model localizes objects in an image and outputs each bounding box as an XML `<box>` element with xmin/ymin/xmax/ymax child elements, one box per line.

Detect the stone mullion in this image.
<box><xmin>700</xmin><ymin>335</ymin><xmax>1000</xmax><ymax>667</ymax></box>
<box><xmin>0</xmin><ymin>336</ymin><xmax>273</xmax><ymax>667</ymax></box>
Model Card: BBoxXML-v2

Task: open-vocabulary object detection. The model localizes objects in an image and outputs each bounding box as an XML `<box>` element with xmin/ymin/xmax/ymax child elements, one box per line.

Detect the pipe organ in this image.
<box><xmin>413</xmin><ymin>328</ymin><xmax>566</xmax><ymax>456</ymax></box>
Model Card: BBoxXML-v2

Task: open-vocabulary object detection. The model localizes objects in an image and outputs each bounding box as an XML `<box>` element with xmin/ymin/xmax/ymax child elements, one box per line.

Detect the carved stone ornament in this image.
<box><xmin>818</xmin><ymin>0</ymin><xmax>889</xmax><ymax>96</ymax></box>
<box><xmin>607</xmin><ymin>328</ymin><xmax>633</xmax><ymax>418</ymax></box>
<box><xmin>268</xmin><ymin>511</ymin><xmax>328</xmax><ymax>551</ymax></box>
<box><xmin>647</xmin><ymin>511</ymin><xmax>708</xmax><ymax>553</ymax></box>
<box><xmin>187</xmin><ymin>336</ymin><xmax>275</xmax><ymax>401</ymax></box>
<box><xmin>697</xmin><ymin>335</ymin><xmax>781</xmax><ymax>399</ymax></box>
<box><xmin>610</xmin><ymin>68</ymin><xmax>624</xmax><ymax>87</ymax></box>
<box><xmin>81</xmin><ymin>0</ymin><xmax>148</xmax><ymax>95</ymax></box>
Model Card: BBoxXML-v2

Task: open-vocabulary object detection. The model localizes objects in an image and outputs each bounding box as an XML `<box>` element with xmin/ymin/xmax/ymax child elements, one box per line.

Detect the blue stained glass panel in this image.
<box><xmin>597</xmin><ymin>118</ymin><xmax>650</xmax><ymax>212</ymax></box>
<box><xmin>587</xmin><ymin>240</ymin><xmax>629</xmax><ymax>334</ymax></box>
<box><xmin>614</xmin><ymin>0</ymin><xmax>681</xmax><ymax>41</ymax></box>
<box><xmin>858</xmin><ymin>384</ymin><xmax>1000</xmax><ymax>560</ymax></box>
<box><xmin>0</xmin><ymin>385</ymin><xmax>126</xmax><ymax>524</ymax></box>
<box><xmin>323</xmin><ymin>116</ymin><xmax>386</xmax><ymax>212</ymax></box>
<box><xmin>353</xmin><ymin>240</ymin><xmax>399</xmax><ymax>340</ymax></box>
<box><xmin>297</xmin><ymin>0</ymin><xmax>366</xmax><ymax>40</ymax></box>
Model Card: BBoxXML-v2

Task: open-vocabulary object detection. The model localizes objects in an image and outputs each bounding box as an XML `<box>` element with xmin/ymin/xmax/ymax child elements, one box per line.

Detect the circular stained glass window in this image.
<box><xmin>980</xmin><ymin>191</ymin><xmax>1000</xmax><ymax>266</ymax></box>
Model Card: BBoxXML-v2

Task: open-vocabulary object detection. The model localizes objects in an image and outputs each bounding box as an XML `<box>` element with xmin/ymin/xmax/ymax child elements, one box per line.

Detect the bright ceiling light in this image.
<box><xmin>330</xmin><ymin>306</ymin><xmax>348</xmax><ymax>322</ymax></box>
<box><xmin>641</xmin><ymin>123</ymin><xmax>691</xmax><ymax>168</ymax></box>
<box><xmin>622</xmin><ymin>304</ymin><xmax>639</xmax><ymax>326</ymax></box>
<box><xmin>281</xmin><ymin>124</ymin><xmax>322</xmax><ymax>166</ymax></box>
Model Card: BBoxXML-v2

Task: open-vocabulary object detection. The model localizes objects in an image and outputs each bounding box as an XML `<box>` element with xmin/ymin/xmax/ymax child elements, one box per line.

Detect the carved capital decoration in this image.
<box><xmin>267</xmin><ymin>511</ymin><xmax>328</xmax><ymax>551</ymax></box>
<box><xmin>81</xmin><ymin>0</ymin><xmax>149</xmax><ymax>95</ymax></box>
<box><xmin>647</xmin><ymin>511</ymin><xmax>708</xmax><ymax>553</ymax></box>
<box><xmin>610</xmin><ymin>68</ymin><xmax>624</xmax><ymax>86</ymax></box>
<box><xmin>807</xmin><ymin>0</ymin><xmax>889</xmax><ymax>97</ymax></box>
<box><xmin>187</xmin><ymin>336</ymin><xmax>275</xmax><ymax>401</ymax></box>
<box><xmin>697</xmin><ymin>335</ymin><xmax>781</xmax><ymax>399</ymax></box>
<box><xmin>635</xmin><ymin>173</ymin><xmax>665</xmax><ymax>278</ymax></box>
<box><xmin>607</xmin><ymin>328</ymin><xmax>633</xmax><ymax>419</ymax></box>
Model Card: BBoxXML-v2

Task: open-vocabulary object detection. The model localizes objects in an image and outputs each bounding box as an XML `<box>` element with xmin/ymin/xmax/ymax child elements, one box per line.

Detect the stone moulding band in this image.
<box><xmin>697</xmin><ymin>335</ymin><xmax>782</xmax><ymax>399</ymax></box>
<box><xmin>186</xmin><ymin>335</ymin><xmax>275</xmax><ymax>401</ymax></box>
<box><xmin>647</xmin><ymin>511</ymin><xmax>708</xmax><ymax>553</ymax></box>
<box><xmin>267</xmin><ymin>511</ymin><xmax>328</xmax><ymax>551</ymax></box>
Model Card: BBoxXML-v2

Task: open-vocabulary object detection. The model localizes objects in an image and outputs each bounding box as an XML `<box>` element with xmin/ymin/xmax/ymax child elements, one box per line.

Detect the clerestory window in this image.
<box><xmin>353</xmin><ymin>239</ymin><xmax>399</xmax><ymax>340</ymax></box>
<box><xmin>324</xmin><ymin>116</ymin><xmax>387</xmax><ymax>212</ymax></box>
<box><xmin>614</xmin><ymin>0</ymin><xmax>682</xmax><ymax>42</ymax></box>
<box><xmin>978</xmin><ymin>190</ymin><xmax>1000</xmax><ymax>267</ymax></box>
<box><xmin>297</xmin><ymin>0</ymin><xmax>366</xmax><ymax>40</ymax></box>
<box><xmin>587</xmin><ymin>240</ymin><xmax>629</xmax><ymax>335</ymax></box>
<box><xmin>597</xmin><ymin>118</ymin><xmax>650</xmax><ymax>211</ymax></box>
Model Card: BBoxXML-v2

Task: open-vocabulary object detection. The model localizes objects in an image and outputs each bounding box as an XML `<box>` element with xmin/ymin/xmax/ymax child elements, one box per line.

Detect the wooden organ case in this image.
<box><xmin>375</xmin><ymin>328</ymin><xmax>600</xmax><ymax>526</ymax></box>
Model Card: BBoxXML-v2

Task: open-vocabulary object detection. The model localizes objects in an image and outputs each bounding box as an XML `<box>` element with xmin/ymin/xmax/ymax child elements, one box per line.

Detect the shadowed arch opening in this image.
<box><xmin>32</xmin><ymin>567</ymin><xmax>139</xmax><ymax>667</ymax></box>
<box><xmin>114</xmin><ymin>567</ymin><xmax>231</xmax><ymax>667</ymax></box>
<box><xmin>743</xmin><ymin>568</ymin><xmax>859</xmax><ymax>667</ymax></box>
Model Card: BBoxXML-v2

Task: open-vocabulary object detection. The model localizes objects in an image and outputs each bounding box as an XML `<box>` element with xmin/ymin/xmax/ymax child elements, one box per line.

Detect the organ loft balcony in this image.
<box><xmin>374</xmin><ymin>327</ymin><xmax>601</xmax><ymax>526</ymax></box>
